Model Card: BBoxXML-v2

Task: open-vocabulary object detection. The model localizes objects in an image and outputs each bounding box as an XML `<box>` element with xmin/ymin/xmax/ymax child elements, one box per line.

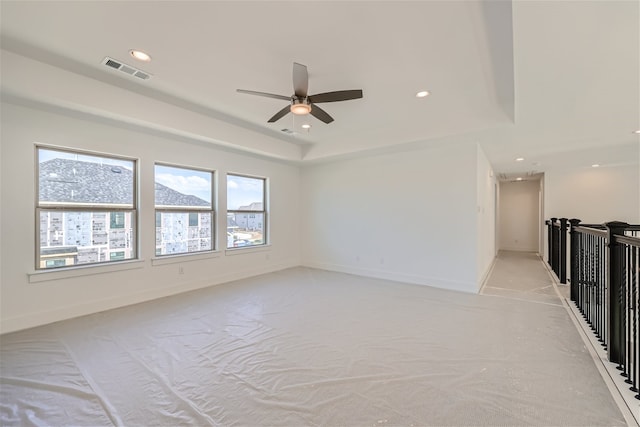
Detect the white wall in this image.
<box><xmin>542</xmin><ymin>159</ymin><xmax>638</xmax><ymax>282</ymax></box>
<box><xmin>476</xmin><ymin>145</ymin><xmax>496</xmax><ymax>284</ymax></box>
<box><xmin>301</xmin><ymin>140</ymin><xmax>481</xmax><ymax>293</ymax></box>
<box><xmin>499</xmin><ymin>179</ymin><xmax>540</xmax><ymax>252</ymax></box>
<box><xmin>545</xmin><ymin>163</ymin><xmax>639</xmax><ymax>224</ymax></box>
<box><xmin>1</xmin><ymin>50</ymin><xmax>302</xmax><ymax>162</ymax></box>
<box><xmin>0</xmin><ymin>102</ymin><xmax>302</xmax><ymax>333</ymax></box>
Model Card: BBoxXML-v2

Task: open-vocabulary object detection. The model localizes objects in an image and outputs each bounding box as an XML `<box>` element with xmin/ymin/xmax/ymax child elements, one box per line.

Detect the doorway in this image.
<box><xmin>498</xmin><ymin>178</ymin><xmax>542</xmax><ymax>253</ymax></box>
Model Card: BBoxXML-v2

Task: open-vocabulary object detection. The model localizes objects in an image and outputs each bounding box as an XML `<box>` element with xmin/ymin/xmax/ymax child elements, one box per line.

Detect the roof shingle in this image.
<box><xmin>39</xmin><ymin>158</ymin><xmax>209</xmax><ymax>207</ymax></box>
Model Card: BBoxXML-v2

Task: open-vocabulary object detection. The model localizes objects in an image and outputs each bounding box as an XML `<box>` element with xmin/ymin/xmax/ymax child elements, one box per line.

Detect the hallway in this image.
<box><xmin>481</xmin><ymin>250</ymin><xmax>569</xmax><ymax>304</ymax></box>
<box><xmin>481</xmin><ymin>250</ymin><xmax>634</xmax><ymax>425</ymax></box>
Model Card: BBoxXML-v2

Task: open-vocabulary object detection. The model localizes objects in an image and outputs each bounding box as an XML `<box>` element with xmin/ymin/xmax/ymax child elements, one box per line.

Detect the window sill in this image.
<box><xmin>225</xmin><ymin>244</ymin><xmax>271</xmax><ymax>256</ymax></box>
<box><xmin>151</xmin><ymin>251</ymin><xmax>220</xmax><ymax>266</ymax></box>
<box><xmin>28</xmin><ymin>259</ymin><xmax>146</xmax><ymax>283</ymax></box>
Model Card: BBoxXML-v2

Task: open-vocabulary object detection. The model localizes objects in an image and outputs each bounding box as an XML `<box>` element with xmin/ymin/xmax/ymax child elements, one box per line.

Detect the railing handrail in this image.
<box><xmin>549</xmin><ymin>217</ymin><xmax>640</xmax><ymax>401</ymax></box>
<box><xmin>614</xmin><ymin>234</ymin><xmax>640</xmax><ymax>247</ymax></box>
<box><xmin>573</xmin><ymin>225</ymin><xmax>608</xmax><ymax>237</ymax></box>
<box><xmin>577</xmin><ymin>223</ymin><xmax>607</xmax><ymax>229</ymax></box>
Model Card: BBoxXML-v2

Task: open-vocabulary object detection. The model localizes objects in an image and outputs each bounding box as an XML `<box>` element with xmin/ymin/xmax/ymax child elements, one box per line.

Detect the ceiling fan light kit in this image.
<box><xmin>290</xmin><ymin>99</ymin><xmax>311</xmax><ymax>115</ymax></box>
<box><xmin>237</xmin><ymin>62</ymin><xmax>363</xmax><ymax>124</ymax></box>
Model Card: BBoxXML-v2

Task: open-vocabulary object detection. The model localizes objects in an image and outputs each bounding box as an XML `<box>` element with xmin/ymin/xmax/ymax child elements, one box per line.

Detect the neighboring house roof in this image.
<box><xmin>237</xmin><ymin>202</ymin><xmax>263</xmax><ymax>211</ymax></box>
<box><xmin>39</xmin><ymin>158</ymin><xmax>209</xmax><ymax>206</ymax></box>
<box><xmin>153</xmin><ymin>183</ymin><xmax>210</xmax><ymax>207</ymax></box>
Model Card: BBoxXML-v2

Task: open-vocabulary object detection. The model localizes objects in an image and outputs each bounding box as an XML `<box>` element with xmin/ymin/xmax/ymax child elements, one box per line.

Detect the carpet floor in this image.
<box><xmin>0</xmin><ymin>252</ymin><xmax>626</xmax><ymax>426</ymax></box>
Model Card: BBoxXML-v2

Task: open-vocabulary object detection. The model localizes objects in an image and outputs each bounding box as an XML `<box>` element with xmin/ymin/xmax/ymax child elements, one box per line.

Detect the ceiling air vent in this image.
<box><xmin>281</xmin><ymin>128</ymin><xmax>296</xmax><ymax>135</ymax></box>
<box><xmin>102</xmin><ymin>57</ymin><xmax>152</xmax><ymax>81</ymax></box>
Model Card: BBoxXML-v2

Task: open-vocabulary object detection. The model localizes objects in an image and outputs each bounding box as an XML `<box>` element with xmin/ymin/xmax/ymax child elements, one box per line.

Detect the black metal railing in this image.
<box><xmin>548</xmin><ymin>219</ymin><xmax>640</xmax><ymax>400</ymax></box>
<box><xmin>545</xmin><ymin>218</ymin><xmax>568</xmax><ymax>284</ymax></box>
<box><xmin>572</xmin><ymin>224</ymin><xmax>608</xmax><ymax>347</ymax></box>
<box><xmin>616</xmin><ymin>230</ymin><xmax>640</xmax><ymax>397</ymax></box>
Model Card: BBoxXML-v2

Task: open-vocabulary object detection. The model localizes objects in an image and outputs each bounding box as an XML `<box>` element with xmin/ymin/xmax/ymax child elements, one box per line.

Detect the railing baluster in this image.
<box><xmin>627</xmin><ymin>244</ymin><xmax>638</xmax><ymax>397</ymax></box>
<box><xmin>552</xmin><ymin>218</ymin><xmax>559</xmax><ymax>278</ymax></box>
<box><xmin>570</xmin><ymin>219</ymin><xmax>581</xmax><ymax>301</ymax></box>
<box><xmin>621</xmin><ymin>245</ymin><xmax>638</xmax><ymax>391</ymax></box>
<box><xmin>606</xmin><ymin>222</ymin><xmax>629</xmax><ymax>366</ymax></box>
<box><xmin>631</xmin><ymin>246</ymin><xmax>640</xmax><ymax>399</ymax></box>
<box><xmin>546</xmin><ymin>219</ymin><xmax>553</xmax><ymax>266</ymax></box>
<box><xmin>559</xmin><ymin>218</ymin><xmax>568</xmax><ymax>284</ymax></box>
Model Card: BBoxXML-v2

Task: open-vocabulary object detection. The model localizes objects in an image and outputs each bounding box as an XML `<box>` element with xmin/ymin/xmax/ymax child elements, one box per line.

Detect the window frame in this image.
<box><xmin>226</xmin><ymin>173</ymin><xmax>267</xmax><ymax>249</ymax></box>
<box><xmin>35</xmin><ymin>145</ymin><xmax>138</xmax><ymax>270</ymax></box>
<box><xmin>154</xmin><ymin>162</ymin><xmax>216</xmax><ymax>257</ymax></box>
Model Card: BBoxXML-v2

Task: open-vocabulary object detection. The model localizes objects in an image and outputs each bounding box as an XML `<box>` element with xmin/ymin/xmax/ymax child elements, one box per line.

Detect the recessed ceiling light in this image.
<box><xmin>416</xmin><ymin>91</ymin><xmax>430</xmax><ymax>98</ymax></box>
<box><xmin>592</xmin><ymin>164</ymin><xmax>600</xmax><ymax>168</ymax></box>
<box><xmin>516</xmin><ymin>177</ymin><xmax>523</xmax><ymax>181</ymax></box>
<box><xmin>515</xmin><ymin>157</ymin><xmax>524</xmax><ymax>162</ymax></box>
<box><xmin>130</xmin><ymin>49</ymin><xmax>151</xmax><ymax>62</ymax></box>
<box><xmin>634</xmin><ymin>129</ymin><xmax>640</xmax><ymax>134</ymax></box>
<box><xmin>301</xmin><ymin>124</ymin><xmax>311</xmax><ymax>129</ymax></box>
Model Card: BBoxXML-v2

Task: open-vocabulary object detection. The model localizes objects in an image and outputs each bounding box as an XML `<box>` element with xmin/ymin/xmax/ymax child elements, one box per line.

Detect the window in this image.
<box><xmin>188</xmin><ymin>212</ymin><xmax>199</xmax><ymax>227</ymax></box>
<box><xmin>155</xmin><ymin>164</ymin><xmax>214</xmax><ymax>256</ymax></box>
<box><xmin>37</xmin><ymin>147</ymin><xmax>137</xmax><ymax>269</ymax></box>
<box><xmin>45</xmin><ymin>259</ymin><xmax>67</xmax><ymax>268</ymax></box>
<box><xmin>110</xmin><ymin>212</ymin><xmax>125</xmax><ymax>229</ymax></box>
<box><xmin>227</xmin><ymin>174</ymin><xmax>266</xmax><ymax>248</ymax></box>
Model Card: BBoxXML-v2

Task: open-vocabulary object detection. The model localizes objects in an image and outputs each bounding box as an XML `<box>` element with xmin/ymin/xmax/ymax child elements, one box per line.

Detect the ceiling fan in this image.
<box><xmin>237</xmin><ymin>62</ymin><xmax>363</xmax><ymax>124</ymax></box>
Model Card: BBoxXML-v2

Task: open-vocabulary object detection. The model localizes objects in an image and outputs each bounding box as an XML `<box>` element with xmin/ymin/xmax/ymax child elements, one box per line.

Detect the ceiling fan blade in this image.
<box><xmin>309</xmin><ymin>104</ymin><xmax>334</xmax><ymax>124</ymax></box>
<box><xmin>308</xmin><ymin>89</ymin><xmax>363</xmax><ymax>104</ymax></box>
<box><xmin>292</xmin><ymin>63</ymin><xmax>308</xmax><ymax>98</ymax></box>
<box><xmin>267</xmin><ymin>105</ymin><xmax>291</xmax><ymax>123</ymax></box>
<box><xmin>237</xmin><ymin>89</ymin><xmax>291</xmax><ymax>101</ymax></box>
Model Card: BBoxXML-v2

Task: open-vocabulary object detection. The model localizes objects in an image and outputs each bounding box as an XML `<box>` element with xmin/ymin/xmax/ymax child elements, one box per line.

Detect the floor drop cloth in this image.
<box><xmin>0</xmin><ymin>253</ymin><xmax>628</xmax><ymax>426</ymax></box>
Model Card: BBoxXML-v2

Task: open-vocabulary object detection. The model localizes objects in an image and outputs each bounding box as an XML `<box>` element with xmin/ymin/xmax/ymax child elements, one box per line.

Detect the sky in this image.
<box><xmin>154</xmin><ymin>167</ymin><xmax>265</xmax><ymax>209</ymax></box>
<box><xmin>226</xmin><ymin>174</ymin><xmax>264</xmax><ymax>210</ymax></box>
<box><xmin>155</xmin><ymin>164</ymin><xmax>212</xmax><ymax>203</ymax></box>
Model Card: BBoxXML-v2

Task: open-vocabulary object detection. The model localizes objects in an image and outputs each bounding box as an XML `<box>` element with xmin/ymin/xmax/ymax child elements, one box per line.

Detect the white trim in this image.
<box><xmin>28</xmin><ymin>259</ymin><xmax>145</xmax><ymax>283</ymax></box>
<box><xmin>5</xmin><ymin>260</ymin><xmax>299</xmax><ymax>334</ymax></box>
<box><xmin>151</xmin><ymin>251</ymin><xmax>220</xmax><ymax>266</ymax></box>
<box><xmin>478</xmin><ymin>256</ymin><xmax>497</xmax><ymax>294</ymax></box>
<box><xmin>565</xmin><ymin>300</ymin><xmax>640</xmax><ymax>426</ymax></box>
<box><xmin>303</xmin><ymin>261</ymin><xmax>477</xmax><ymax>294</ymax></box>
<box><xmin>541</xmin><ymin>257</ymin><xmax>640</xmax><ymax>426</ymax></box>
<box><xmin>225</xmin><ymin>244</ymin><xmax>271</xmax><ymax>256</ymax></box>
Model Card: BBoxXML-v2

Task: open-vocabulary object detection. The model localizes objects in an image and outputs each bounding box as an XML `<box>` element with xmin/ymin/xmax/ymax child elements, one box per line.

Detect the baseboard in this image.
<box><xmin>564</xmin><ymin>299</ymin><xmax>640</xmax><ymax>426</ymax></box>
<box><xmin>499</xmin><ymin>246</ymin><xmax>539</xmax><ymax>252</ymax></box>
<box><xmin>302</xmin><ymin>261</ymin><xmax>476</xmax><ymax>293</ymax></box>
<box><xmin>541</xmin><ymin>258</ymin><xmax>640</xmax><ymax>426</ymax></box>
<box><xmin>0</xmin><ymin>259</ymin><xmax>300</xmax><ymax>334</ymax></box>
<box><xmin>478</xmin><ymin>256</ymin><xmax>497</xmax><ymax>294</ymax></box>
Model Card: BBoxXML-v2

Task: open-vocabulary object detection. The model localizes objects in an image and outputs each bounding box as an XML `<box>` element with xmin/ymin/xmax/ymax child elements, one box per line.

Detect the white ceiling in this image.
<box><xmin>1</xmin><ymin>1</ymin><xmax>638</xmax><ymax>174</ymax></box>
